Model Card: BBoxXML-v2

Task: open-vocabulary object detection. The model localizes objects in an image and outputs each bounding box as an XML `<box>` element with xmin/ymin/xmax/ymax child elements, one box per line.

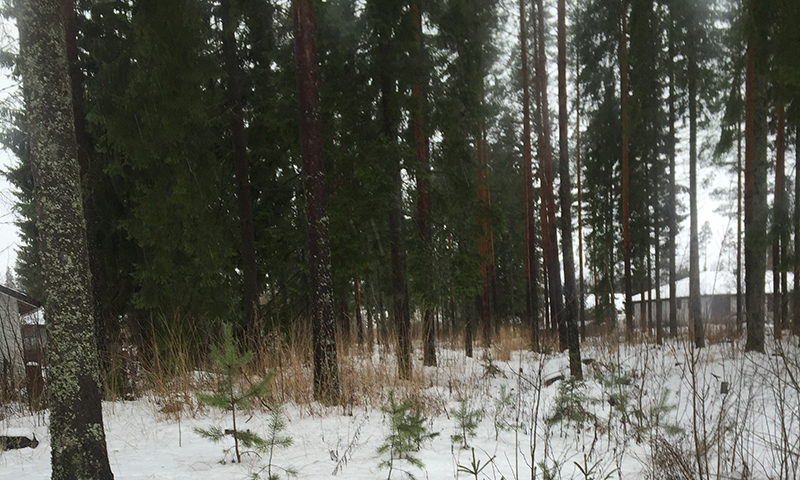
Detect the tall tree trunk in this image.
<box><xmin>292</xmin><ymin>0</ymin><xmax>341</xmax><ymax>402</ymax></box>
<box><xmin>619</xmin><ymin>4</ymin><xmax>634</xmax><ymax>340</ymax></box>
<box><xmin>576</xmin><ymin>55</ymin><xmax>585</xmax><ymax>341</ymax></box>
<box><xmin>655</xmin><ymin>219</ymin><xmax>663</xmax><ymax>344</ymax></box>
<box><xmin>688</xmin><ymin>40</ymin><xmax>704</xmax><ymax>348</ymax></box>
<box><xmin>465</xmin><ymin>300</ymin><xmax>474</xmax><ymax>358</ymax></box>
<box><xmin>478</xmin><ymin>125</ymin><xmax>492</xmax><ymax>348</ymax></box>
<box><xmin>410</xmin><ymin>0</ymin><xmax>436</xmax><ymax>367</ymax></box>
<box><xmin>773</xmin><ymin>105</ymin><xmax>785</xmax><ymax>339</ymax></box>
<box><xmin>557</xmin><ymin>0</ymin><xmax>581</xmax><ymax>378</ymax></box>
<box><xmin>737</xmin><ymin>120</ymin><xmax>743</xmax><ymax>332</ymax></box>
<box><xmin>668</xmin><ymin>20</ymin><xmax>678</xmax><ymax>337</ymax></box>
<box><xmin>17</xmin><ymin>2</ymin><xmax>114</xmax><ymax>478</ymax></box>
<box><xmin>221</xmin><ymin>0</ymin><xmax>261</xmax><ymax>344</ymax></box>
<box><xmin>744</xmin><ymin>17</ymin><xmax>768</xmax><ymax>353</ymax></box>
<box><xmin>534</xmin><ymin>0</ymin><xmax>566</xmax><ymax>350</ymax></box>
<box><xmin>354</xmin><ymin>273</ymin><xmax>363</xmax><ymax>346</ymax></box>
<box><xmin>793</xmin><ymin>125</ymin><xmax>800</xmax><ymax>335</ymax></box>
<box><xmin>60</xmin><ymin>0</ymin><xmax>111</xmax><ymax>383</ymax></box>
<box><xmin>372</xmin><ymin>1</ymin><xmax>412</xmax><ymax>379</ymax></box>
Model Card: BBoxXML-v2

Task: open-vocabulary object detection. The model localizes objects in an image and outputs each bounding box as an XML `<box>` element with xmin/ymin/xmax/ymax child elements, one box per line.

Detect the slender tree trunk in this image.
<box><xmin>793</xmin><ymin>125</ymin><xmax>800</xmax><ymax>335</ymax></box>
<box><xmin>576</xmin><ymin>55</ymin><xmax>585</xmax><ymax>341</ymax></box>
<box><xmin>372</xmin><ymin>2</ymin><xmax>413</xmax><ymax>379</ymax></box>
<box><xmin>59</xmin><ymin>0</ymin><xmax>111</xmax><ymax>383</ymax></box>
<box><xmin>221</xmin><ymin>0</ymin><xmax>261</xmax><ymax>345</ymax></box>
<box><xmin>410</xmin><ymin>0</ymin><xmax>436</xmax><ymax>367</ymax></box>
<box><xmin>17</xmin><ymin>2</ymin><xmax>114</xmax><ymax>478</ymax></box>
<box><xmin>465</xmin><ymin>300</ymin><xmax>474</xmax><ymax>358</ymax></box>
<box><xmin>773</xmin><ymin>105</ymin><xmax>785</xmax><ymax>339</ymax></box>
<box><xmin>655</xmin><ymin>219</ymin><xmax>663</xmax><ymax>344</ymax></box>
<box><xmin>292</xmin><ymin>0</ymin><xmax>341</xmax><ymax>401</ymax></box>
<box><xmin>619</xmin><ymin>5</ymin><xmax>633</xmax><ymax>341</ymax></box>
<box><xmin>354</xmin><ymin>273</ymin><xmax>363</xmax><ymax>346</ymax></box>
<box><xmin>744</xmin><ymin>22</ymin><xmax>768</xmax><ymax>353</ymax></box>
<box><xmin>737</xmin><ymin>120</ymin><xmax>743</xmax><ymax>332</ymax></box>
<box><xmin>668</xmin><ymin>22</ymin><xmax>678</xmax><ymax>337</ymax></box>
<box><xmin>557</xmin><ymin>0</ymin><xmax>581</xmax><ymax>378</ymax></box>
<box><xmin>688</xmin><ymin>41</ymin><xmax>704</xmax><ymax>348</ymax></box>
<box><xmin>478</xmin><ymin>125</ymin><xmax>492</xmax><ymax>348</ymax></box>
<box><xmin>534</xmin><ymin>0</ymin><xmax>566</xmax><ymax>350</ymax></box>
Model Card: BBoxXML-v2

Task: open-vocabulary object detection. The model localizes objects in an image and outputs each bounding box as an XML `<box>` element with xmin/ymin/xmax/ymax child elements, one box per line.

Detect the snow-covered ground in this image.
<box><xmin>1</xmin><ymin>336</ymin><xmax>798</xmax><ymax>479</ymax></box>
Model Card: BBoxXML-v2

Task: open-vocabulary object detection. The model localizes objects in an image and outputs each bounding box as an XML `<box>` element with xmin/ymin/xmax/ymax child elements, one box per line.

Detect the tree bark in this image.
<box><xmin>533</xmin><ymin>0</ymin><xmax>566</xmax><ymax>350</ymax></box>
<box><xmin>557</xmin><ymin>0</ymin><xmax>581</xmax><ymax>378</ymax></box>
<box><xmin>744</xmin><ymin>22</ymin><xmax>768</xmax><ymax>353</ymax></box>
<box><xmin>354</xmin><ymin>272</ymin><xmax>363</xmax><ymax>346</ymax></box>
<box><xmin>373</xmin><ymin>3</ymin><xmax>412</xmax><ymax>379</ymax></box>
<box><xmin>17</xmin><ymin>1</ymin><xmax>114</xmax><ymax>478</ymax></box>
<box><xmin>793</xmin><ymin>125</ymin><xmax>800</xmax><ymax>335</ymax></box>
<box><xmin>292</xmin><ymin>0</ymin><xmax>341</xmax><ymax>401</ymax></box>
<box><xmin>619</xmin><ymin>4</ymin><xmax>633</xmax><ymax>341</ymax></box>
<box><xmin>519</xmin><ymin>0</ymin><xmax>540</xmax><ymax>351</ymax></box>
<box><xmin>478</xmin><ymin>125</ymin><xmax>492</xmax><ymax>348</ymax></box>
<box><xmin>575</xmin><ymin>54</ymin><xmax>585</xmax><ymax>341</ymax></box>
<box><xmin>737</xmin><ymin>120</ymin><xmax>743</xmax><ymax>332</ymax></box>
<box><xmin>688</xmin><ymin>37</ymin><xmax>704</xmax><ymax>348</ymax></box>
<box><xmin>221</xmin><ymin>0</ymin><xmax>261</xmax><ymax>344</ymax></box>
<box><xmin>773</xmin><ymin>105</ymin><xmax>785</xmax><ymax>339</ymax></box>
<box><xmin>668</xmin><ymin>19</ymin><xmax>678</xmax><ymax>337</ymax></box>
<box><xmin>410</xmin><ymin>0</ymin><xmax>436</xmax><ymax>367</ymax></box>
<box><xmin>59</xmin><ymin>0</ymin><xmax>112</xmax><ymax>384</ymax></box>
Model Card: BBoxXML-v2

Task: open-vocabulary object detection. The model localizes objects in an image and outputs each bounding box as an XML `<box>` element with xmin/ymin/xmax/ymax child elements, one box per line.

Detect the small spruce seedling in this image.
<box><xmin>195</xmin><ymin>323</ymin><xmax>274</xmax><ymax>463</ymax></box>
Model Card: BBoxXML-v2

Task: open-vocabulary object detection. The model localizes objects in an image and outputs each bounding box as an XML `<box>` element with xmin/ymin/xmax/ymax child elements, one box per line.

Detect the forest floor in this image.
<box><xmin>1</xmin><ymin>329</ymin><xmax>798</xmax><ymax>479</ymax></box>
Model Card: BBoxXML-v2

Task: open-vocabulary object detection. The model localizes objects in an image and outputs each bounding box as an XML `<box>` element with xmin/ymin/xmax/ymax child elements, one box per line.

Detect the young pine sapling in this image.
<box><xmin>377</xmin><ymin>391</ymin><xmax>438</xmax><ymax>480</ymax></box>
<box><xmin>195</xmin><ymin>323</ymin><xmax>274</xmax><ymax>463</ymax></box>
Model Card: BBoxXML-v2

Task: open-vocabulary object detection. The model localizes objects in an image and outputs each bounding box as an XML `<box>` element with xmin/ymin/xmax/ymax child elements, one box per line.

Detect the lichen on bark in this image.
<box><xmin>16</xmin><ymin>1</ymin><xmax>114</xmax><ymax>478</ymax></box>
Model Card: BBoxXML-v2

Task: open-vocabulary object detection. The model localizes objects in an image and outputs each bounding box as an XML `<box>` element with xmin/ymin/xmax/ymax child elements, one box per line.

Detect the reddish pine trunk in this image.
<box><xmin>409</xmin><ymin>0</ymin><xmax>436</xmax><ymax>366</ymax></box>
<box><xmin>292</xmin><ymin>0</ymin><xmax>341</xmax><ymax>402</ymax></box>
<box><xmin>519</xmin><ymin>0</ymin><xmax>540</xmax><ymax>350</ymax></box>
<box><xmin>534</xmin><ymin>0</ymin><xmax>566</xmax><ymax>350</ymax></box>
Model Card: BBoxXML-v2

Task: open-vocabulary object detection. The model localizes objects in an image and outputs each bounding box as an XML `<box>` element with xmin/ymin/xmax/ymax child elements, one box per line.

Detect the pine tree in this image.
<box><xmin>293</xmin><ymin>0</ymin><xmax>341</xmax><ymax>401</ymax></box>
<box><xmin>220</xmin><ymin>0</ymin><xmax>262</xmax><ymax>345</ymax></box>
<box><xmin>557</xmin><ymin>0</ymin><xmax>581</xmax><ymax>378</ymax></box>
<box><xmin>533</xmin><ymin>0</ymin><xmax>566</xmax><ymax>349</ymax></box>
<box><xmin>194</xmin><ymin>324</ymin><xmax>273</xmax><ymax>464</ymax></box>
<box><xmin>16</xmin><ymin>1</ymin><xmax>114</xmax><ymax>477</ymax></box>
<box><xmin>744</xmin><ymin>0</ymin><xmax>770</xmax><ymax>353</ymax></box>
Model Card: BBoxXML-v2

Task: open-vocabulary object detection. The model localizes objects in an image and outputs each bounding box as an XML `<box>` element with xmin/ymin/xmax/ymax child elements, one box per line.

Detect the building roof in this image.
<box><xmin>632</xmin><ymin>270</ymin><xmax>793</xmax><ymax>302</ymax></box>
<box><xmin>0</xmin><ymin>285</ymin><xmax>42</xmax><ymax>316</ymax></box>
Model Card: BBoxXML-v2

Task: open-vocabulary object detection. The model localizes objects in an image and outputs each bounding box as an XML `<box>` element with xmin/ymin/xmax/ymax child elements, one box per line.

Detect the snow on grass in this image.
<box><xmin>1</xmin><ymin>336</ymin><xmax>798</xmax><ymax>479</ymax></box>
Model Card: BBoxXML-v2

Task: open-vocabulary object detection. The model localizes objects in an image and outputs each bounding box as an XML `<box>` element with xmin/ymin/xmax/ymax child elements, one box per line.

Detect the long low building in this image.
<box><xmin>632</xmin><ymin>270</ymin><xmax>792</xmax><ymax>325</ymax></box>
